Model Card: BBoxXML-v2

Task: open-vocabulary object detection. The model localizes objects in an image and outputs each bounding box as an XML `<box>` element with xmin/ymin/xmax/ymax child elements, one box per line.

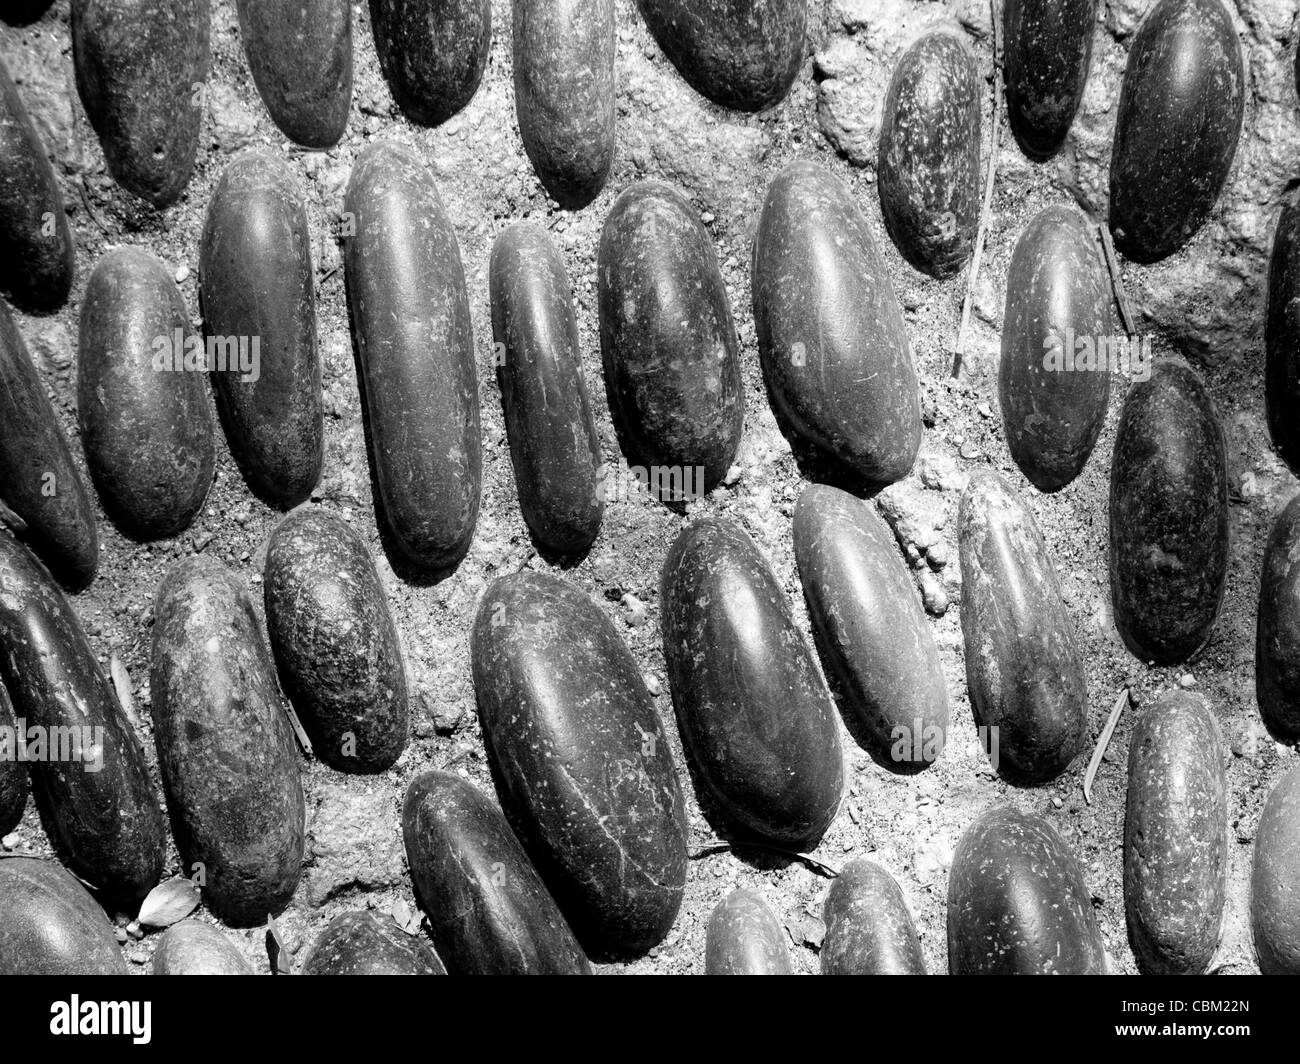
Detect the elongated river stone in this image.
<box><xmin>236</xmin><ymin>0</ymin><xmax>352</xmax><ymax>148</ymax></box>
<box><xmin>661</xmin><ymin>517</ymin><xmax>844</xmax><ymax>848</ymax></box>
<box><xmin>513</xmin><ymin>0</ymin><xmax>615</xmax><ymax>207</ymax></box>
<box><xmin>636</xmin><ymin>0</ymin><xmax>806</xmax><ymax>111</ymax></box>
<box><xmin>369</xmin><ymin>0</ymin><xmax>491</xmax><ymax>127</ymax></box>
<box><xmin>0</xmin><ymin>55</ymin><xmax>74</xmax><ymax>311</ymax></box>
<box><xmin>472</xmin><ymin>571</ymin><xmax>688</xmax><ymax>958</ymax></box>
<box><xmin>72</xmin><ymin>0</ymin><xmax>210</xmax><ymax>207</ymax></box>
<box><xmin>754</xmin><ymin>160</ymin><xmax>921</xmax><ymax>485</ymax></box>
<box><xmin>0</xmin><ymin>300</ymin><xmax>99</xmax><ymax>589</ymax></box>
<box><xmin>1109</xmin><ymin>359</ymin><xmax>1228</xmax><ymax>665</ymax></box>
<box><xmin>78</xmin><ymin>247</ymin><xmax>214</xmax><ymax>539</ymax></box>
<box><xmin>1108</xmin><ymin>0</ymin><xmax>1243</xmax><ymax>263</ymax></box>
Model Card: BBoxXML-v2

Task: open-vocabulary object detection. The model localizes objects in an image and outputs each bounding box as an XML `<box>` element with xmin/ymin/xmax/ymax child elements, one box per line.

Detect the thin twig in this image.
<box><xmin>282</xmin><ymin>700</ymin><xmax>314</xmax><ymax>757</ymax></box>
<box><xmin>1097</xmin><ymin>222</ymin><xmax>1138</xmax><ymax>338</ymax></box>
<box><xmin>1083</xmin><ymin>687</ymin><xmax>1130</xmax><ymax>806</ymax></box>
<box><xmin>77</xmin><ymin>172</ymin><xmax>111</xmax><ymax>237</ymax></box>
<box><xmin>690</xmin><ymin>841</ymin><xmax>841</xmax><ymax>879</ymax></box>
<box><xmin>953</xmin><ymin>0</ymin><xmax>1004</xmax><ymax>378</ymax></box>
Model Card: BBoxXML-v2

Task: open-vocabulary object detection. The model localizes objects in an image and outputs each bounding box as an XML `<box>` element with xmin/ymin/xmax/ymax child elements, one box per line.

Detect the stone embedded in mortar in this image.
<box><xmin>816</xmin><ymin>0</ymin><xmax>1298</xmax><ymax>364</ymax></box>
<box><xmin>815</xmin><ymin>0</ymin><xmax>959</xmax><ymax>170</ymax></box>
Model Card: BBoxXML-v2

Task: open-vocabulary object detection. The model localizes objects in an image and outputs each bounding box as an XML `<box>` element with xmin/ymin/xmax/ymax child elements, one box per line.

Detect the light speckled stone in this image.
<box><xmin>637</xmin><ymin>0</ymin><xmax>806</xmax><ymax>112</ymax></box>
<box><xmin>369</xmin><ymin>0</ymin><xmax>490</xmax><ymax>127</ymax></box>
<box><xmin>301</xmin><ymin>912</ymin><xmax>445</xmax><ymax>975</ymax></box>
<box><xmin>150</xmin><ymin>557</ymin><xmax>305</xmax><ymax>927</ymax></box>
<box><xmin>1255</xmin><ymin>494</ymin><xmax>1300</xmax><ymax>744</ymax></box>
<box><xmin>877</xmin><ymin>31</ymin><xmax>981</xmax><ymax>278</ymax></box>
<box><xmin>948</xmin><ymin>806</ymin><xmax>1105</xmax><ymax>974</ymax></box>
<box><xmin>152</xmin><ymin>920</ymin><xmax>252</xmax><ymax>975</ymax></box>
<box><xmin>1252</xmin><ymin>765</ymin><xmax>1300</xmax><ymax>974</ymax></box>
<box><xmin>821</xmin><ymin>858</ymin><xmax>925</xmax><ymax>975</ymax></box>
<box><xmin>264</xmin><ymin>507</ymin><xmax>408</xmax><ymax>773</ymax></box>
<box><xmin>704</xmin><ymin>890</ymin><xmax>793</xmax><ymax>975</ymax></box>
<box><xmin>512</xmin><ymin>0</ymin><xmax>615</xmax><ymax>207</ymax></box>
<box><xmin>1123</xmin><ymin>691</ymin><xmax>1227</xmax><ymax>975</ymax></box>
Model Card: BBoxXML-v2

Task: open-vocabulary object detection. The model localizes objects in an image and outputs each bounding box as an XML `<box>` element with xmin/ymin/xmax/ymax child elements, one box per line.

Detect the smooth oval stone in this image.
<box><xmin>0</xmin><ymin>682</ymin><xmax>29</xmax><ymax>836</ymax></box>
<box><xmin>0</xmin><ymin>56</ymin><xmax>74</xmax><ymax>311</ymax></box>
<box><xmin>344</xmin><ymin>141</ymin><xmax>481</xmax><ymax>574</ymax></box>
<box><xmin>200</xmin><ymin>151</ymin><xmax>323</xmax><ymax>509</ymax></box>
<box><xmin>1252</xmin><ymin>765</ymin><xmax>1300</xmax><ymax>974</ymax></box>
<box><xmin>152</xmin><ymin>920</ymin><xmax>252</xmax><ymax>975</ymax></box>
<box><xmin>754</xmin><ymin>160</ymin><xmax>922</xmax><ymax>485</ymax></box>
<box><xmin>999</xmin><ymin>205</ymin><xmax>1113</xmax><ymax>492</ymax></box>
<box><xmin>0</xmin><ymin>300</ymin><xmax>99</xmax><ymax>589</ymax></box>
<box><xmin>0</xmin><ymin>531</ymin><xmax>165</xmax><ymax>905</ymax></box>
<box><xmin>1257</xmin><ymin>494</ymin><xmax>1300</xmax><ymax>744</ymax></box>
<box><xmin>72</xmin><ymin>0</ymin><xmax>210</xmax><ymax>207</ymax></box>
<box><xmin>403</xmin><ymin>771</ymin><xmax>591</xmax><ymax>975</ymax></box>
<box><xmin>1124</xmin><ymin>691</ymin><xmax>1227</xmax><ymax>975</ymax></box>
<box><xmin>821</xmin><ymin>858</ymin><xmax>926</xmax><ymax>975</ymax></box>
<box><xmin>236</xmin><ymin>0</ymin><xmax>352</xmax><ymax>148</ymax></box>
<box><xmin>878</xmin><ymin>31</ymin><xmax>981</xmax><ymax>278</ymax></box>
<box><xmin>597</xmin><ymin>181</ymin><xmax>744</xmax><ymax>500</ymax></box>
<box><xmin>1266</xmin><ymin>193</ymin><xmax>1300</xmax><ymax>475</ymax></box>
<box><xmin>793</xmin><ymin>484</ymin><xmax>948</xmax><ymax>772</ymax></box>
<box><xmin>0</xmin><ymin>858</ymin><xmax>126</xmax><ymax>975</ymax></box>
<box><xmin>150</xmin><ymin>557</ymin><xmax>305</xmax><ymax>927</ymax></box>
<box><xmin>77</xmin><ymin>247</ymin><xmax>215</xmax><ymax>540</ymax></box>
<box><xmin>1108</xmin><ymin>0</ymin><xmax>1243</xmax><ymax>263</ymax></box>
<box><xmin>1109</xmin><ymin>359</ymin><xmax>1228</xmax><ymax>665</ymax></box>
<box><xmin>369</xmin><ymin>0</ymin><xmax>490</xmax><ymax>127</ymax></box>
<box><xmin>1003</xmin><ymin>0</ymin><xmax>1098</xmax><ymax>160</ymax></box>
<box><xmin>489</xmin><ymin>224</ymin><xmax>603</xmax><ymax>555</ymax></box>
<box><xmin>263</xmin><ymin>507</ymin><xmax>409</xmax><ymax>773</ymax></box>
<box><xmin>704</xmin><ymin>889</ymin><xmax>794</xmax><ymax>975</ymax></box>
<box><xmin>513</xmin><ymin>0</ymin><xmax>615</xmax><ymax>208</ymax></box>
<box><xmin>636</xmin><ymin>0</ymin><xmax>806</xmax><ymax>111</ymax></box>
<box><xmin>472</xmin><ymin>571</ymin><xmax>687</xmax><ymax>958</ymax></box>
<box><xmin>947</xmin><ymin>805</ymin><xmax>1105</xmax><ymax>974</ymax></box>
<box><xmin>959</xmin><ymin>471</ymin><xmax>1088</xmax><ymax>784</ymax></box>
<box><xmin>301</xmin><ymin>912</ymin><xmax>445</xmax><ymax>975</ymax></box>
<box><xmin>661</xmin><ymin>517</ymin><xmax>844</xmax><ymax>848</ymax></box>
